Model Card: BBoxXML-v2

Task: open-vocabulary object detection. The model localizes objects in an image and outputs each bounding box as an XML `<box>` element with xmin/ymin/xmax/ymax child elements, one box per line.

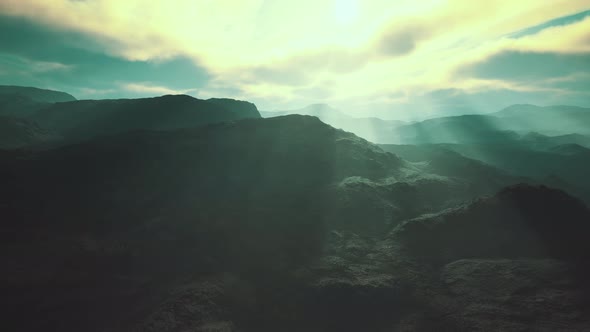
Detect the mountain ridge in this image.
<box><xmin>2</xmin><ymin>84</ymin><xmax>590</xmax><ymax>330</ymax></box>
<box><xmin>0</xmin><ymin>92</ymin><xmax>262</xmax><ymax>144</ymax></box>
<box><xmin>0</xmin><ymin>85</ymin><xmax>76</xmax><ymax>103</ymax></box>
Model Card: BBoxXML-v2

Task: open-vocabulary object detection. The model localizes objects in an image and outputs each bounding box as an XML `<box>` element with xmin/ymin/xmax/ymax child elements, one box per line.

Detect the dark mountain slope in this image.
<box><xmin>549</xmin><ymin>143</ymin><xmax>590</xmax><ymax>156</ymax></box>
<box><xmin>0</xmin><ymin>116</ymin><xmax>60</xmax><ymax>149</ymax></box>
<box><xmin>520</xmin><ymin>132</ymin><xmax>590</xmax><ymax>150</ymax></box>
<box><xmin>387</xmin><ymin>104</ymin><xmax>590</xmax><ymax>145</ymax></box>
<box><xmin>0</xmin><ymin>87</ymin><xmax>263</xmax><ymax>148</ymax></box>
<box><xmin>442</xmin><ymin>142</ymin><xmax>590</xmax><ymax>202</ymax></box>
<box><xmin>494</xmin><ymin>104</ymin><xmax>590</xmax><ymax>135</ymax></box>
<box><xmin>3</xmin><ymin>114</ymin><xmax>590</xmax><ymax>330</ymax></box>
<box><xmin>380</xmin><ymin>184</ymin><xmax>590</xmax><ymax>330</ymax></box>
<box><xmin>30</xmin><ymin>94</ymin><xmax>261</xmax><ymax>141</ymax></box>
<box><xmin>379</xmin><ymin>143</ymin><xmax>531</xmax><ymax>202</ymax></box>
<box><xmin>206</xmin><ymin>98</ymin><xmax>261</xmax><ymax>119</ymax></box>
<box><xmin>0</xmin><ymin>85</ymin><xmax>76</xmax><ymax>103</ymax></box>
<box><xmin>260</xmin><ymin>104</ymin><xmax>590</xmax><ymax>146</ymax></box>
<box><xmin>262</xmin><ymin>104</ymin><xmax>405</xmax><ymax>143</ymax></box>
<box><xmin>0</xmin><ymin>115</ymin><xmax>419</xmax><ymax>331</ymax></box>
<box><xmin>0</xmin><ymin>115</ymin><xmax>407</xmax><ymax>271</ymax></box>
<box><xmin>393</xmin><ymin>114</ymin><xmax>518</xmax><ymax>144</ymax></box>
<box><xmin>392</xmin><ymin>184</ymin><xmax>590</xmax><ymax>263</ymax></box>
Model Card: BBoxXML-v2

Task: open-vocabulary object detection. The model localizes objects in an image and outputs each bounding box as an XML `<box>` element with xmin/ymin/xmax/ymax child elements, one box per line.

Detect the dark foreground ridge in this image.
<box><xmin>2</xmin><ymin>86</ymin><xmax>590</xmax><ymax>331</ymax></box>
<box><xmin>2</xmin><ymin>115</ymin><xmax>590</xmax><ymax>331</ymax></box>
<box><xmin>392</xmin><ymin>184</ymin><xmax>590</xmax><ymax>262</ymax></box>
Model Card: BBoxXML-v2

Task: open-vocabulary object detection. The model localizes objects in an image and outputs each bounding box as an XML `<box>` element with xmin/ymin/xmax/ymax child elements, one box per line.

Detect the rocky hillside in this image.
<box><xmin>2</xmin><ymin>93</ymin><xmax>590</xmax><ymax>330</ymax></box>
<box><xmin>392</xmin><ymin>184</ymin><xmax>590</xmax><ymax>263</ymax></box>
<box><xmin>0</xmin><ymin>115</ymin><xmax>415</xmax><ymax>331</ymax></box>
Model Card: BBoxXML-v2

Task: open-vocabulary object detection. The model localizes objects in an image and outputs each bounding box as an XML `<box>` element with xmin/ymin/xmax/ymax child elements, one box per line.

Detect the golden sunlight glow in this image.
<box><xmin>334</xmin><ymin>0</ymin><xmax>359</xmax><ymax>25</ymax></box>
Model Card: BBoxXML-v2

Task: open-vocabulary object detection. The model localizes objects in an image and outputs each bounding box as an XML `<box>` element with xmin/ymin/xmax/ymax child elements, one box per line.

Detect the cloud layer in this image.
<box><xmin>0</xmin><ymin>0</ymin><xmax>589</xmax><ymax>117</ymax></box>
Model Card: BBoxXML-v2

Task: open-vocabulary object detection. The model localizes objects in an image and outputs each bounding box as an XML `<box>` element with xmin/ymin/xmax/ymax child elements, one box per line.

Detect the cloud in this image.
<box><xmin>458</xmin><ymin>52</ymin><xmax>590</xmax><ymax>81</ymax></box>
<box><xmin>29</xmin><ymin>61</ymin><xmax>73</xmax><ymax>73</ymax></box>
<box><xmin>508</xmin><ymin>9</ymin><xmax>590</xmax><ymax>38</ymax></box>
<box><xmin>6</xmin><ymin>0</ymin><xmax>584</xmax><ymax>67</ymax></box>
<box><xmin>0</xmin><ymin>15</ymin><xmax>210</xmax><ymax>99</ymax></box>
<box><xmin>77</xmin><ymin>87</ymin><xmax>117</xmax><ymax>96</ymax></box>
<box><xmin>122</xmin><ymin>82</ymin><xmax>195</xmax><ymax>96</ymax></box>
<box><xmin>375</xmin><ymin>24</ymin><xmax>429</xmax><ymax>57</ymax></box>
<box><xmin>0</xmin><ymin>0</ymin><xmax>589</xmax><ymax>113</ymax></box>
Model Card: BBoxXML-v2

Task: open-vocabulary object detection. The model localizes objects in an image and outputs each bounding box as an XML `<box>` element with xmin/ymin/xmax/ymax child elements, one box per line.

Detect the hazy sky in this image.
<box><xmin>0</xmin><ymin>1</ymin><xmax>589</xmax><ymax>119</ymax></box>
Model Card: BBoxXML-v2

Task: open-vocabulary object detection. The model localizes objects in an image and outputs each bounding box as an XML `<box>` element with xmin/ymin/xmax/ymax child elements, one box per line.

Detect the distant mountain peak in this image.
<box><xmin>498</xmin><ymin>104</ymin><xmax>590</xmax><ymax>114</ymax></box>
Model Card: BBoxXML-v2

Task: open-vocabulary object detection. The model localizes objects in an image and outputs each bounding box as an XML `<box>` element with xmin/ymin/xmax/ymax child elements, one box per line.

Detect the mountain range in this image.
<box><xmin>2</xmin><ymin>85</ymin><xmax>590</xmax><ymax>331</ymax></box>
<box><xmin>262</xmin><ymin>104</ymin><xmax>405</xmax><ymax>144</ymax></box>
<box><xmin>264</xmin><ymin>103</ymin><xmax>590</xmax><ymax>145</ymax></box>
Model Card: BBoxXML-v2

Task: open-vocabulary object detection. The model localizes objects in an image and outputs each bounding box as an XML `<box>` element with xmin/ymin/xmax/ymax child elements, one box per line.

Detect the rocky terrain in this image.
<box><xmin>1</xmin><ymin>86</ymin><xmax>590</xmax><ymax>331</ymax></box>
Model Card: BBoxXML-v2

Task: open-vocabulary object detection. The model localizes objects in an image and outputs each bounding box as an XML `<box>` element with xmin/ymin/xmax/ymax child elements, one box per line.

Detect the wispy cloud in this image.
<box><xmin>121</xmin><ymin>82</ymin><xmax>196</xmax><ymax>96</ymax></box>
<box><xmin>29</xmin><ymin>60</ymin><xmax>73</xmax><ymax>73</ymax></box>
